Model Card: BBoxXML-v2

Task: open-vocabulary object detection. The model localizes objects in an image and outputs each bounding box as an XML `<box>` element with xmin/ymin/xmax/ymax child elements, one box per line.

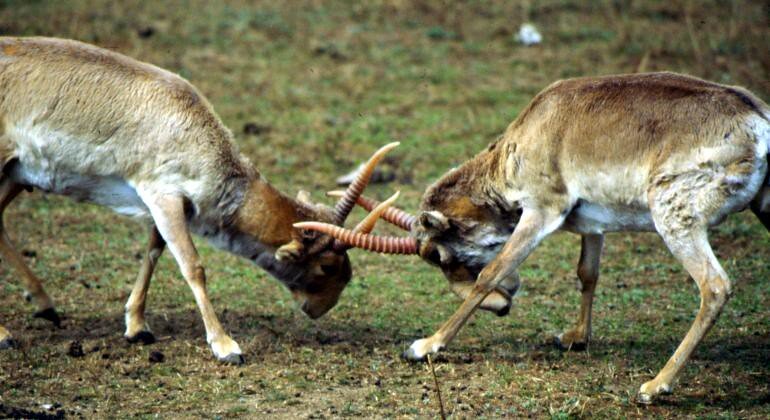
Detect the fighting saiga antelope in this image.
<box><xmin>299</xmin><ymin>72</ymin><xmax>770</xmax><ymax>402</ymax></box>
<box><xmin>0</xmin><ymin>37</ymin><xmax>396</xmax><ymax>363</ymax></box>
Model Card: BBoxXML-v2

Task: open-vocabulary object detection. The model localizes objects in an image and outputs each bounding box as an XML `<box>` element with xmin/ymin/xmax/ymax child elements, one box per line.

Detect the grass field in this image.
<box><xmin>1</xmin><ymin>0</ymin><xmax>769</xmax><ymax>418</ymax></box>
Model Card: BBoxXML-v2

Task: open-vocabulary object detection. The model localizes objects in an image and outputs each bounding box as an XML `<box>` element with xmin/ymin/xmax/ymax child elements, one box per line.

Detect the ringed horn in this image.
<box><xmin>298</xmin><ymin>141</ymin><xmax>419</xmax><ymax>254</ymax></box>
<box><xmin>331</xmin><ymin>142</ymin><xmax>400</xmax><ymax>225</ymax></box>
<box><xmin>327</xmin><ymin>190</ymin><xmax>416</xmax><ymax>231</ymax></box>
<box><xmin>296</xmin><ymin>191</ymin><xmax>419</xmax><ymax>254</ymax></box>
<box><xmin>330</xmin><ymin>191</ymin><xmax>403</xmax><ymax>252</ymax></box>
<box><xmin>294</xmin><ymin>220</ymin><xmax>419</xmax><ymax>255</ymax></box>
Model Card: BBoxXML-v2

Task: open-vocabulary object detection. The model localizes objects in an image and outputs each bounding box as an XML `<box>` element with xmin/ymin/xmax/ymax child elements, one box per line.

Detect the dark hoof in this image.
<box><xmin>0</xmin><ymin>337</ymin><xmax>19</xmax><ymax>349</ymax></box>
<box><xmin>126</xmin><ymin>331</ymin><xmax>156</xmax><ymax>345</ymax></box>
<box><xmin>553</xmin><ymin>335</ymin><xmax>587</xmax><ymax>352</ymax></box>
<box><xmin>220</xmin><ymin>353</ymin><xmax>245</xmax><ymax>365</ymax></box>
<box><xmin>34</xmin><ymin>307</ymin><xmax>61</xmax><ymax>328</ymax></box>
<box><xmin>495</xmin><ymin>305</ymin><xmax>511</xmax><ymax>317</ymax></box>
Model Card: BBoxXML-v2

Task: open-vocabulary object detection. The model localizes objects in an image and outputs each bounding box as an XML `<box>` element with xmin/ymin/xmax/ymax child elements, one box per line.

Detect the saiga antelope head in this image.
<box><xmin>274</xmin><ymin>142</ymin><xmax>401</xmax><ymax>318</ymax></box>
<box><xmin>296</xmin><ymin>153</ymin><xmax>519</xmax><ymax>316</ymax></box>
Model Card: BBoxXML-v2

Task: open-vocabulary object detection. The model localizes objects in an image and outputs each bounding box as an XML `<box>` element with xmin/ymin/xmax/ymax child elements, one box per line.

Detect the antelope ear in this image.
<box><xmin>275</xmin><ymin>239</ymin><xmax>304</xmax><ymax>262</ymax></box>
<box><xmin>296</xmin><ymin>190</ymin><xmax>313</xmax><ymax>206</ymax></box>
<box><xmin>296</xmin><ymin>190</ymin><xmax>336</xmax><ymax>223</ymax></box>
<box><xmin>437</xmin><ymin>244</ymin><xmax>453</xmax><ymax>264</ymax></box>
<box><xmin>419</xmin><ymin>211</ymin><xmax>450</xmax><ymax>232</ymax></box>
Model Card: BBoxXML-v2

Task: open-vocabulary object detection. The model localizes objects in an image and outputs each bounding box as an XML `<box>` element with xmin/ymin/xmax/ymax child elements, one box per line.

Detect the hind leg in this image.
<box><xmin>637</xmin><ymin>224</ymin><xmax>731</xmax><ymax>403</ymax></box>
<box><xmin>637</xmin><ymin>176</ymin><xmax>738</xmax><ymax>403</ymax></box>
<box><xmin>0</xmin><ymin>178</ymin><xmax>59</xmax><ymax>335</ymax></box>
<box><xmin>555</xmin><ymin>234</ymin><xmax>604</xmax><ymax>351</ymax></box>
<box><xmin>124</xmin><ymin>224</ymin><xmax>165</xmax><ymax>344</ymax></box>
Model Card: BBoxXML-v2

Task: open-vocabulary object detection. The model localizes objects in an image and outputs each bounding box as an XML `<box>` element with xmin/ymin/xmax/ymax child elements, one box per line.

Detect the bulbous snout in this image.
<box><xmin>442</xmin><ymin>263</ymin><xmax>520</xmax><ymax>317</ymax></box>
<box><xmin>295</xmin><ymin>291</ymin><xmax>340</xmax><ymax>319</ymax></box>
<box><xmin>450</xmin><ymin>282</ymin><xmax>514</xmax><ymax>316</ymax></box>
<box><xmin>289</xmin><ymin>253</ymin><xmax>352</xmax><ymax>319</ymax></box>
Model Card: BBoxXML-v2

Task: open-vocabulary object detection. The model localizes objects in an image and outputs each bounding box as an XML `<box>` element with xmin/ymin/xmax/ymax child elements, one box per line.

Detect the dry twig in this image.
<box><xmin>427</xmin><ymin>354</ymin><xmax>447</xmax><ymax>420</ymax></box>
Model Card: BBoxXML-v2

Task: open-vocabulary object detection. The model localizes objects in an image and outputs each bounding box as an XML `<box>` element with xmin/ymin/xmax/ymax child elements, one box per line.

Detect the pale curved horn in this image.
<box><xmin>294</xmin><ymin>222</ymin><xmax>418</xmax><ymax>255</ymax></box>
<box><xmin>353</xmin><ymin>191</ymin><xmax>400</xmax><ymax>234</ymax></box>
<box><xmin>328</xmin><ymin>190</ymin><xmax>416</xmax><ymax>231</ymax></box>
<box><xmin>332</xmin><ymin>142</ymin><xmax>399</xmax><ymax>225</ymax></box>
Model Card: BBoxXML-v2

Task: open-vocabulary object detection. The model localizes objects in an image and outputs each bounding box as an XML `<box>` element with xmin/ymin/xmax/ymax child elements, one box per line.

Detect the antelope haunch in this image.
<box><xmin>0</xmin><ymin>37</ymin><xmax>395</xmax><ymax>363</ymax></box>
<box><xmin>300</xmin><ymin>72</ymin><xmax>770</xmax><ymax>403</ymax></box>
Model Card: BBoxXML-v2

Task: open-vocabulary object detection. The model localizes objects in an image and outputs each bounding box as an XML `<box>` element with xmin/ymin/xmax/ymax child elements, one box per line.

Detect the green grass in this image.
<box><xmin>1</xmin><ymin>0</ymin><xmax>769</xmax><ymax>418</ymax></box>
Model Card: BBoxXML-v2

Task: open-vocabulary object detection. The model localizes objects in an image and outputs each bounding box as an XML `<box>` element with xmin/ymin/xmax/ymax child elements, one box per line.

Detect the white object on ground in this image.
<box><xmin>516</xmin><ymin>23</ymin><xmax>542</xmax><ymax>46</ymax></box>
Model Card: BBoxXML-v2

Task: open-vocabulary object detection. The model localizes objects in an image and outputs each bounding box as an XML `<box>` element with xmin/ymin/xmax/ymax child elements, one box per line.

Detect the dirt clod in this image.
<box><xmin>0</xmin><ymin>403</ymin><xmax>64</xmax><ymax>420</ymax></box>
<box><xmin>243</xmin><ymin>123</ymin><xmax>271</xmax><ymax>136</ymax></box>
<box><xmin>67</xmin><ymin>340</ymin><xmax>85</xmax><ymax>358</ymax></box>
<box><xmin>137</xmin><ymin>26</ymin><xmax>155</xmax><ymax>38</ymax></box>
<box><xmin>149</xmin><ymin>351</ymin><xmax>165</xmax><ymax>363</ymax></box>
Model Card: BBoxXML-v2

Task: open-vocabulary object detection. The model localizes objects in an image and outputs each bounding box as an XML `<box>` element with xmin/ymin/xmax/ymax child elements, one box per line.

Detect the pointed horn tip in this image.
<box><xmin>382</xmin><ymin>141</ymin><xmax>400</xmax><ymax>150</ymax></box>
<box><xmin>326</xmin><ymin>190</ymin><xmax>345</xmax><ymax>198</ymax></box>
<box><xmin>293</xmin><ymin>221</ymin><xmax>322</xmax><ymax>229</ymax></box>
<box><xmin>385</xmin><ymin>190</ymin><xmax>401</xmax><ymax>203</ymax></box>
<box><xmin>354</xmin><ymin>190</ymin><xmax>401</xmax><ymax>233</ymax></box>
<box><xmin>370</xmin><ymin>142</ymin><xmax>400</xmax><ymax>159</ymax></box>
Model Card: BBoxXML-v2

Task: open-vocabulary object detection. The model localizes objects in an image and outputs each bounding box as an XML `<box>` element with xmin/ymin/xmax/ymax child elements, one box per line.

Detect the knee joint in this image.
<box><xmin>193</xmin><ymin>265</ymin><xmax>206</xmax><ymax>283</ymax></box>
<box><xmin>702</xmin><ymin>279</ymin><xmax>731</xmax><ymax>306</ymax></box>
<box><xmin>577</xmin><ymin>267</ymin><xmax>598</xmax><ymax>284</ymax></box>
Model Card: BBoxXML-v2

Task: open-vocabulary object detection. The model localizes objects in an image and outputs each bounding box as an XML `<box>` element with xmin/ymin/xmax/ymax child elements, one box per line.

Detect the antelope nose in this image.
<box><xmin>300</xmin><ymin>300</ymin><xmax>325</xmax><ymax>319</ymax></box>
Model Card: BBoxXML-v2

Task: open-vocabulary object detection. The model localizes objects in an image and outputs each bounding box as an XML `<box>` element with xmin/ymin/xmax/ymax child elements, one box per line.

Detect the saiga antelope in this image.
<box><xmin>299</xmin><ymin>72</ymin><xmax>770</xmax><ymax>402</ymax></box>
<box><xmin>0</xmin><ymin>37</ymin><xmax>396</xmax><ymax>363</ymax></box>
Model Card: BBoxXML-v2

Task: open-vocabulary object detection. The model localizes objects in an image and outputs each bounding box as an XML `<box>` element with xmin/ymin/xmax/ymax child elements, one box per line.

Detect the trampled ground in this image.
<box><xmin>1</xmin><ymin>1</ymin><xmax>769</xmax><ymax>418</ymax></box>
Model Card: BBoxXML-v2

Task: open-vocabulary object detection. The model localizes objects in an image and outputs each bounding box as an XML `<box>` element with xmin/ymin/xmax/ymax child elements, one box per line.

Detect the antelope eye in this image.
<box><xmin>320</xmin><ymin>264</ymin><xmax>338</xmax><ymax>276</ymax></box>
<box><xmin>426</xmin><ymin>248</ymin><xmax>442</xmax><ymax>265</ymax></box>
<box><xmin>305</xmin><ymin>281</ymin><xmax>323</xmax><ymax>294</ymax></box>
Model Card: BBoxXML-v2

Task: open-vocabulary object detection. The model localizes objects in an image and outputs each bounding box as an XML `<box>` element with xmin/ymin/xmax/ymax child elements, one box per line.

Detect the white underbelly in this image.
<box><xmin>7</xmin><ymin>161</ymin><xmax>149</xmax><ymax>218</ymax></box>
<box><xmin>564</xmin><ymin>201</ymin><xmax>656</xmax><ymax>234</ymax></box>
<box><xmin>6</xmin><ymin>121</ymin><xmax>151</xmax><ymax>218</ymax></box>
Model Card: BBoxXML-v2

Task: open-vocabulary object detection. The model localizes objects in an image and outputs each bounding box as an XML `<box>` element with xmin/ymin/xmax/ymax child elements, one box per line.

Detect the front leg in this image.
<box><xmin>555</xmin><ymin>234</ymin><xmax>603</xmax><ymax>351</ymax></box>
<box><xmin>404</xmin><ymin>209</ymin><xmax>564</xmax><ymax>360</ymax></box>
<box><xmin>141</xmin><ymin>192</ymin><xmax>243</xmax><ymax>364</ymax></box>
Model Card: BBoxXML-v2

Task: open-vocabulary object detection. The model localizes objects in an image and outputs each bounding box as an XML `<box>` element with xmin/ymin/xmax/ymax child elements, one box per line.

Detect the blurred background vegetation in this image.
<box><xmin>1</xmin><ymin>0</ymin><xmax>769</xmax><ymax>418</ymax></box>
